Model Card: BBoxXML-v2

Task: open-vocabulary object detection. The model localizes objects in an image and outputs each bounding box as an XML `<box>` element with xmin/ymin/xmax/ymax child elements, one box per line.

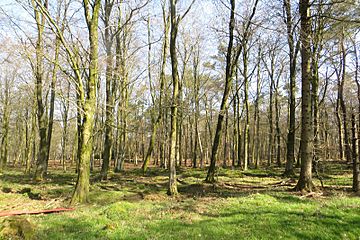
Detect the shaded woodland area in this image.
<box><xmin>0</xmin><ymin>0</ymin><xmax>360</xmax><ymax>239</ymax></box>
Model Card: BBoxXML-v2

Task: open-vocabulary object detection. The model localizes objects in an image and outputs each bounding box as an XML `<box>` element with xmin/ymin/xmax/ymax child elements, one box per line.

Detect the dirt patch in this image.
<box><xmin>178</xmin><ymin>183</ymin><xmax>215</xmax><ymax>197</ymax></box>
<box><xmin>121</xmin><ymin>193</ymin><xmax>145</xmax><ymax>202</ymax></box>
<box><xmin>143</xmin><ymin>193</ymin><xmax>169</xmax><ymax>201</ymax></box>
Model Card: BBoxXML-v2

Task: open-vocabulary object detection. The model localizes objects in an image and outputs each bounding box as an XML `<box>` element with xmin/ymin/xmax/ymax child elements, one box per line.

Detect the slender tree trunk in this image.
<box><xmin>352</xmin><ymin>113</ymin><xmax>359</xmax><ymax>192</ymax></box>
<box><xmin>275</xmin><ymin>78</ymin><xmax>281</xmax><ymax>167</ymax></box>
<box><xmin>336</xmin><ymin>97</ymin><xmax>345</xmax><ymax>161</ymax></box>
<box><xmin>100</xmin><ymin>0</ymin><xmax>116</xmax><ymax>180</ymax></box>
<box><xmin>192</xmin><ymin>46</ymin><xmax>200</xmax><ymax>168</ymax></box>
<box><xmin>232</xmin><ymin>96</ymin><xmax>238</xmax><ymax>168</ymax></box>
<box><xmin>0</xmin><ymin>80</ymin><xmax>10</xmax><ymax>171</ymax></box>
<box><xmin>339</xmin><ymin>33</ymin><xmax>352</xmax><ymax>163</ymax></box>
<box><xmin>206</xmin><ymin>0</ymin><xmax>237</xmax><ymax>182</ymax></box>
<box><xmin>143</xmin><ymin>8</ymin><xmax>170</xmax><ymax>173</ymax></box>
<box><xmin>243</xmin><ymin>44</ymin><xmax>250</xmax><ymax>171</ymax></box>
<box><xmin>311</xmin><ymin>1</ymin><xmax>326</xmax><ymax>173</ymax></box>
<box><xmin>237</xmin><ymin>89</ymin><xmax>242</xmax><ymax>168</ymax></box>
<box><xmin>115</xmin><ymin>22</ymin><xmax>130</xmax><ymax>173</ymax></box>
<box><xmin>295</xmin><ymin>0</ymin><xmax>314</xmax><ymax>191</ymax></box>
<box><xmin>253</xmin><ymin>49</ymin><xmax>261</xmax><ymax>168</ymax></box>
<box><xmin>223</xmin><ymin>110</ymin><xmax>229</xmax><ymax>167</ymax></box>
<box><xmin>353</xmin><ymin>37</ymin><xmax>360</xmax><ymax>193</ymax></box>
<box><xmin>168</xmin><ymin>0</ymin><xmax>180</xmax><ymax>195</ymax></box>
<box><xmin>284</xmin><ymin>0</ymin><xmax>299</xmax><ymax>176</ymax></box>
<box><xmin>61</xmin><ymin>82</ymin><xmax>70</xmax><ymax>172</ymax></box>
<box><xmin>45</xmin><ymin>33</ymin><xmax>60</xmax><ymax>173</ymax></box>
<box><xmin>71</xmin><ymin>0</ymin><xmax>101</xmax><ymax>204</ymax></box>
<box><xmin>267</xmin><ymin>75</ymin><xmax>274</xmax><ymax>167</ymax></box>
<box><xmin>25</xmin><ymin>108</ymin><xmax>33</xmax><ymax>173</ymax></box>
<box><xmin>33</xmin><ymin>0</ymin><xmax>49</xmax><ymax>181</ymax></box>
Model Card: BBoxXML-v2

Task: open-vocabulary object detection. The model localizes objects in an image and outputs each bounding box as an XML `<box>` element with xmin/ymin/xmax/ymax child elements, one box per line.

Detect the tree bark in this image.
<box><xmin>168</xmin><ymin>0</ymin><xmax>180</xmax><ymax>195</ymax></box>
<box><xmin>33</xmin><ymin>0</ymin><xmax>49</xmax><ymax>181</ymax></box>
<box><xmin>284</xmin><ymin>0</ymin><xmax>299</xmax><ymax>176</ymax></box>
<box><xmin>352</xmin><ymin>113</ymin><xmax>359</xmax><ymax>192</ymax></box>
<box><xmin>0</xmin><ymin>77</ymin><xmax>11</xmax><ymax>171</ymax></box>
<box><xmin>142</xmin><ymin>7</ymin><xmax>170</xmax><ymax>173</ymax></box>
<box><xmin>192</xmin><ymin>46</ymin><xmax>201</xmax><ymax>168</ymax></box>
<box><xmin>295</xmin><ymin>0</ymin><xmax>314</xmax><ymax>192</ymax></box>
<box><xmin>206</xmin><ymin>0</ymin><xmax>237</xmax><ymax>183</ymax></box>
<box><xmin>71</xmin><ymin>0</ymin><xmax>101</xmax><ymax>204</ymax></box>
<box><xmin>243</xmin><ymin>40</ymin><xmax>250</xmax><ymax>171</ymax></box>
<box><xmin>100</xmin><ymin>0</ymin><xmax>115</xmax><ymax>180</ymax></box>
<box><xmin>339</xmin><ymin>32</ymin><xmax>352</xmax><ymax>163</ymax></box>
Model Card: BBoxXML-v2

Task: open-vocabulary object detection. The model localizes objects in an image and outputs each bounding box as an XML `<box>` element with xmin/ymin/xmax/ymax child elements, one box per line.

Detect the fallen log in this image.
<box><xmin>0</xmin><ymin>208</ymin><xmax>75</xmax><ymax>217</ymax></box>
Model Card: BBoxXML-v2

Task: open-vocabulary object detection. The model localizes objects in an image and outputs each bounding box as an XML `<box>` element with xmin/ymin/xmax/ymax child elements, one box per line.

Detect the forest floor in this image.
<box><xmin>0</xmin><ymin>160</ymin><xmax>360</xmax><ymax>239</ymax></box>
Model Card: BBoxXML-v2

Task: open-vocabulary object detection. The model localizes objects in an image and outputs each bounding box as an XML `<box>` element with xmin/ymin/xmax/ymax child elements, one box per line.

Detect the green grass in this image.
<box><xmin>1</xmin><ymin>162</ymin><xmax>360</xmax><ymax>239</ymax></box>
<box><xmin>27</xmin><ymin>193</ymin><xmax>360</xmax><ymax>240</ymax></box>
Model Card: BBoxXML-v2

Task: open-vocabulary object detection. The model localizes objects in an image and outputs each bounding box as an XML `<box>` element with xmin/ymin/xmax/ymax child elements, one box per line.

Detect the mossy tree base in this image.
<box><xmin>167</xmin><ymin>184</ymin><xmax>178</xmax><ymax>196</ymax></box>
<box><xmin>294</xmin><ymin>178</ymin><xmax>316</xmax><ymax>192</ymax></box>
<box><xmin>70</xmin><ymin>170</ymin><xmax>90</xmax><ymax>205</ymax></box>
<box><xmin>205</xmin><ymin>171</ymin><xmax>216</xmax><ymax>183</ymax></box>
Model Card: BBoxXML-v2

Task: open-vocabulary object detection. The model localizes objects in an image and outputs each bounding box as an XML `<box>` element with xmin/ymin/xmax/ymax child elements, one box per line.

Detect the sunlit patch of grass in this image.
<box><xmin>322</xmin><ymin>173</ymin><xmax>353</xmax><ymax>188</ymax></box>
<box><xmin>1</xmin><ymin>162</ymin><xmax>360</xmax><ymax>239</ymax></box>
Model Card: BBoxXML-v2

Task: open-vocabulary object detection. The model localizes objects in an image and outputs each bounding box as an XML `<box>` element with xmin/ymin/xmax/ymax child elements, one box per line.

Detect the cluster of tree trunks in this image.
<box><xmin>2</xmin><ymin>0</ymin><xmax>360</xmax><ymax>205</ymax></box>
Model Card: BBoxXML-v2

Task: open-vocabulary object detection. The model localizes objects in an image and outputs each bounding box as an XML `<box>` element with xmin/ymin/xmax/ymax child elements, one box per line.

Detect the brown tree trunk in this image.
<box><xmin>284</xmin><ymin>0</ymin><xmax>299</xmax><ymax>176</ymax></box>
<box><xmin>339</xmin><ymin>32</ymin><xmax>352</xmax><ymax>163</ymax></box>
<box><xmin>71</xmin><ymin>0</ymin><xmax>101</xmax><ymax>204</ymax></box>
<box><xmin>294</xmin><ymin>0</ymin><xmax>314</xmax><ymax>192</ymax></box>
<box><xmin>33</xmin><ymin>0</ymin><xmax>49</xmax><ymax>181</ymax></box>
<box><xmin>100</xmin><ymin>0</ymin><xmax>116</xmax><ymax>180</ymax></box>
<box><xmin>168</xmin><ymin>0</ymin><xmax>180</xmax><ymax>195</ymax></box>
<box><xmin>351</xmin><ymin>113</ymin><xmax>359</xmax><ymax>192</ymax></box>
<box><xmin>206</xmin><ymin>0</ymin><xmax>237</xmax><ymax>182</ymax></box>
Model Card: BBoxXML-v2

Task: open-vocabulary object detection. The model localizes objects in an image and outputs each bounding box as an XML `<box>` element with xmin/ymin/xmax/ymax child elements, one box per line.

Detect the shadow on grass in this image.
<box><xmin>0</xmin><ymin>171</ymin><xmax>76</xmax><ymax>187</ymax></box>
<box><xmin>1</xmin><ymin>162</ymin><xmax>355</xmax><ymax>207</ymax></box>
<box><xmin>33</xmin><ymin>193</ymin><xmax>360</xmax><ymax>240</ymax></box>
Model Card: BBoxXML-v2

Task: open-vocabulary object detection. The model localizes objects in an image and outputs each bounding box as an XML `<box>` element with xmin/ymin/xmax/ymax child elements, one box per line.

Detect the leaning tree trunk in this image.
<box><xmin>206</xmin><ymin>0</ymin><xmax>237</xmax><ymax>183</ymax></box>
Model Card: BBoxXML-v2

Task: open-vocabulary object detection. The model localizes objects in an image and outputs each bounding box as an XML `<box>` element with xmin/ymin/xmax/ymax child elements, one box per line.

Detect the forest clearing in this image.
<box><xmin>0</xmin><ymin>0</ymin><xmax>360</xmax><ymax>239</ymax></box>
